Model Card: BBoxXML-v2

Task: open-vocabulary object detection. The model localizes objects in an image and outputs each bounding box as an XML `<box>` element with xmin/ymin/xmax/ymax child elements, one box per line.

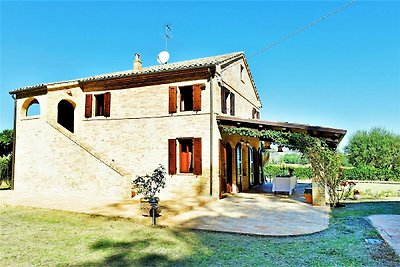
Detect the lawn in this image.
<box><xmin>1</xmin><ymin>202</ymin><xmax>399</xmax><ymax>266</ymax></box>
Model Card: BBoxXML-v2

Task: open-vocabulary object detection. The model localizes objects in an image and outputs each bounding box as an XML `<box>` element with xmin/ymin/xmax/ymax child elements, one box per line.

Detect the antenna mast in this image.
<box><xmin>164</xmin><ymin>24</ymin><xmax>171</xmax><ymax>51</ymax></box>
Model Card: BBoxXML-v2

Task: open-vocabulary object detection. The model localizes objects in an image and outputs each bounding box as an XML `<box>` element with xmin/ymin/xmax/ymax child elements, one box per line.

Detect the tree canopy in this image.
<box><xmin>0</xmin><ymin>129</ymin><xmax>13</xmax><ymax>157</ymax></box>
<box><xmin>345</xmin><ymin>128</ymin><xmax>400</xmax><ymax>169</ymax></box>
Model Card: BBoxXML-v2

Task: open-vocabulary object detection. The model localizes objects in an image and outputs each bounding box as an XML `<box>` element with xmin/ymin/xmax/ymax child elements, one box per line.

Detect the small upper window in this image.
<box><xmin>95</xmin><ymin>94</ymin><xmax>105</xmax><ymax>116</ymax></box>
<box><xmin>26</xmin><ymin>99</ymin><xmax>40</xmax><ymax>116</ymax></box>
<box><xmin>221</xmin><ymin>88</ymin><xmax>230</xmax><ymax>114</ymax></box>
<box><xmin>240</xmin><ymin>65</ymin><xmax>245</xmax><ymax>83</ymax></box>
<box><xmin>85</xmin><ymin>92</ymin><xmax>111</xmax><ymax>118</ymax></box>
<box><xmin>180</xmin><ymin>86</ymin><xmax>194</xmax><ymax>111</ymax></box>
<box><xmin>179</xmin><ymin>84</ymin><xmax>202</xmax><ymax>112</ymax></box>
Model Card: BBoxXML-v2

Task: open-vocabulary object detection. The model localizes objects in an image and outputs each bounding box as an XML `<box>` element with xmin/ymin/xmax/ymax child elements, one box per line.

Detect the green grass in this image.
<box><xmin>352</xmin><ymin>182</ymin><xmax>400</xmax><ymax>199</ymax></box>
<box><xmin>1</xmin><ymin>202</ymin><xmax>399</xmax><ymax>266</ymax></box>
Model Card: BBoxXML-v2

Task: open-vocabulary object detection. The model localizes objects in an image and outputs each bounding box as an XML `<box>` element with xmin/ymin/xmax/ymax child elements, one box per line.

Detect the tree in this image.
<box><xmin>0</xmin><ymin>129</ymin><xmax>13</xmax><ymax>187</ymax></box>
<box><xmin>0</xmin><ymin>129</ymin><xmax>13</xmax><ymax>157</ymax></box>
<box><xmin>345</xmin><ymin>128</ymin><xmax>400</xmax><ymax>169</ymax></box>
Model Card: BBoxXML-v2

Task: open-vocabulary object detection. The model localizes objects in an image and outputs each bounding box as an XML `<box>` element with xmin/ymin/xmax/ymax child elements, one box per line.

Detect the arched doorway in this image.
<box><xmin>57</xmin><ymin>100</ymin><xmax>75</xmax><ymax>133</ymax></box>
<box><xmin>236</xmin><ymin>143</ymin><xmax>242</xmax><ymax>192</ymax></box>
<box><xmin>226</xmin><ymin>143</ymin><xmax>233</xmax><ymax>193</ymax></box>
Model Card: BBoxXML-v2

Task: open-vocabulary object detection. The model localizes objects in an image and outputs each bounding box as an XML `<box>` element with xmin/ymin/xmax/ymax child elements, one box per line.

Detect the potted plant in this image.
<box><xmin>132</xmin><ymin>165</ymin><xmax>166</xmax><ymax>221</ymax></box>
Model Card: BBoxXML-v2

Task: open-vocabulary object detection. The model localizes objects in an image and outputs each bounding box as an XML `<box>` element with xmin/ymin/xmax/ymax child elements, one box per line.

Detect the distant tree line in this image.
<box><xmin>266</xmin><ymin>127</ymin><xmax>400</xmax><ymax>182</ymax></box>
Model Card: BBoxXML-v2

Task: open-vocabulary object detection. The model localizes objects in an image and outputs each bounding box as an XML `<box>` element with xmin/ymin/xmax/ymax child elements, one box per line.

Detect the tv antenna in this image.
<box><xmin>164</xmin><ymin>24</ymin><xmax>171</xmax><ymax>51</ymax></box>
<box><xmin>158</xmin><ymin>24</ymin><xmax>171</xmax><ymax>64</ymax></box>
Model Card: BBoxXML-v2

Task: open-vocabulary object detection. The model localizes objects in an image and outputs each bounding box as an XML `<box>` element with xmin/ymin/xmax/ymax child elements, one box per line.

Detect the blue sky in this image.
<box><xmin>1</xmin><ymin>1</ymin><xmax>399</xmax><ymax>150</ymax></box>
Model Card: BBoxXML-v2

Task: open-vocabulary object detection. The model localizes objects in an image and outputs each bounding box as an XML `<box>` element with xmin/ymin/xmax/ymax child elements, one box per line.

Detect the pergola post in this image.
<box><xmin>312</xmin><ymin>178</ymin><xmax>326</xmax><ymax>206</ymax></box>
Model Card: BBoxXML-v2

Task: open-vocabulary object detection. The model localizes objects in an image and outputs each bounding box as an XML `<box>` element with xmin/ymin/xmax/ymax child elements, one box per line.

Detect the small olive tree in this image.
<box><xmin>132</xmin><ymin>165</ymin><xmax>166</xmax><ymax>199</ymax></box>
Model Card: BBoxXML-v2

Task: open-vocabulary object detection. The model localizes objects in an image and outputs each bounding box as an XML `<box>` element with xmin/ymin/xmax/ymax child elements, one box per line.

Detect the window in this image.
<box><xmin>236</xmin><ymin>144</ymin><xmax>242</xmax><ymax>191</ymax></box>
<box><xmin>179</xmin><ymin>139</ymin><xmax>193</xmax><ymax>173</ymax></box>
<box><xmin>180</xmin><ymin>86</ymin><xmax>193</xmax><ymax>111</ymax></box>
<box><xmin>221</xmin><ymin>87</ymin><xmax>230</xmax><ymax>114</ymax></box>
<box><xmin>85</xmin><ymin>92</ymin><xmax>111</xmax><ymax>118</ymax></box>
<box><xmin>95</xmin><ymin>94</ymin><xmax>105</xmax><ymax>116</ymax></box>
<box><xmin>240</xmin><ymin>65</ymin><xmax>245</xmax><ymax>82</ymax></box>
<box><xmin>26</xmin><ymin>99</ymin><xmax>40</xmax><ymax>116</ymax></box>
<box><xmin>168</xmin><ymin>138</ymin><xmax>202</xmax><ymax>175</ymax></box>
<box><xmin>169</xmin><ymin>84</ymin><xmax>202</xmax><ymax>113</ymax></box>
<box><xmin>230</xmin><ymin>93</ymin><xmax>235</xmax><ymax>116</ymax></box>
<box><xmin>252</xmin><ymin>108</ymin><xmax>260</xmax><ymax>119</ymax></box>
<box><xmin>248</xmin><ymin>147</ymin><xmax>254</xmax><ymax>187</ymax></box>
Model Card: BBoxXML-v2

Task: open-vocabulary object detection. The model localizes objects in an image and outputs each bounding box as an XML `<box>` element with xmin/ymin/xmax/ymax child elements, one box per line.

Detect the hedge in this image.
<box><xmin>342</xmin><ymin>166</ymin><xmax>400</xmax><ymax>182</ymax></box>
<box><xmin>263</xmin><ymin>165</ymin><xmax>312</xmax><ymax>179</ymax></box>
<box><xmin>264</xmin><ymin>164</ymin><xmax>400</xmax><ymax>182</ymax></box>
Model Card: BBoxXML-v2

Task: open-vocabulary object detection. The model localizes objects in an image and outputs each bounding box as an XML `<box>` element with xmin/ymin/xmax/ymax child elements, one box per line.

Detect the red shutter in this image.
<box><xmin>169</xmin><ymin>86</ymin><xmax>177</xmax><ymax>113</ymax></box>
<box><xmin>193</xmin><ymin>138</ymin><xmax>202</xmax><ymax>175</ymax></box>
<box><xmin>168</xmin><ymin>139</ymin><xmax>177</xmax><ymax>175</ymax></box>
<box><xmin>230</xmin><ymin>93</ymin><xmax>235</xmax><ymax>116</ymax></box>
<box><xmin>193</xmin><ymin>84</ymin><xmax>202</xmax><ymax>111</ymax></box>
<box><xmin>104</xmin><ymin>92</ymin><xmax>111</xmax><ymax>117</ymax></box>
<box><xmin>85</xmin><ymin>94</ymin><xmax>92</xmax><ymax>118</ymax></box>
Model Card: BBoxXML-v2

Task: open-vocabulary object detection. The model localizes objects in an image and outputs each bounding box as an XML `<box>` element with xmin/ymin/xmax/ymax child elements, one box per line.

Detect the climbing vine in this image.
<box><xmin>221</xmin><ymin>126</ymin><xmax>344</xmax><ymax>207</ymax></box>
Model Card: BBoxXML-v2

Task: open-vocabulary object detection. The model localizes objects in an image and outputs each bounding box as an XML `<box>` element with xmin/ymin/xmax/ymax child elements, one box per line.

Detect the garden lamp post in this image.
<box><xmin>149</xmin><ymin>198</ymin><xmax>158</xmax><ymax>226</ymax></box>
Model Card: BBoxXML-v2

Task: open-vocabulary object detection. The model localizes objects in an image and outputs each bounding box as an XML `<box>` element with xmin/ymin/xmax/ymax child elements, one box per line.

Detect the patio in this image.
<box><xmin>0</xmin><ymin>181</ymin><xmax>329</xmax><ymax>236</ymax></box>
<box><xmin>162</xmin><ymin>180</ymin><xmax>330</xmax><ymax>236</ymax></box>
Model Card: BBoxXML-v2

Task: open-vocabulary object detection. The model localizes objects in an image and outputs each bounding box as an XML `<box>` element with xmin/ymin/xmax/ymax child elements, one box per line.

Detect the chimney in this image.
<box><xmin>133</xmin><ymin>53</ymin><xmax>142</xmax><ymax>71</ymax></box>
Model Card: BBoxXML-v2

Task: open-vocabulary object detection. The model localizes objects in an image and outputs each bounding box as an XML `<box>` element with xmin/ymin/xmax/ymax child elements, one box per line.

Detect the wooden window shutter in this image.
<box><xmin>85</xmin><ymin>94</ymin><xmax>93</xmax><ymax>118</ymax></box>
<box><xmin>104</xmin><ymin>92</ymin><xmax>111</xmax><ymax>117</ymax></box>
<box><xmin>168</xmin><ymin>139</ymin><xmax>177</xmax><ymax>175</ymax></box>
<box><xmin>193</xmin><ymin>84</ymin><xmax>202</xmax><ymax>111</ymax></box>
<box><xmin>221</xmin><ymin>88</ymin><xmax>227</xmax><ymax>114</ymax></box>
<box><xmin>193</xmin><ymin>138</ymin><xmax>202</xmax><ymax>175</ymax></box>
<box><xmin>230</xmin><ymin>93</ymin><xmax>235</xmax><ymax>116</ymax></box>
<box><xmin>169</xmin><ymin>86</ymin><xmax>177</xmax><ymax>113</ymax></box>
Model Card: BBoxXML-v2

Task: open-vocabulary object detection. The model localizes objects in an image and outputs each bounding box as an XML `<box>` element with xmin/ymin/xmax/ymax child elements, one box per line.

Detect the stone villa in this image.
<box><xmin>9</xmin><ymin>52</ymin><xmax>346</xmax><ymax>203</ymax></box>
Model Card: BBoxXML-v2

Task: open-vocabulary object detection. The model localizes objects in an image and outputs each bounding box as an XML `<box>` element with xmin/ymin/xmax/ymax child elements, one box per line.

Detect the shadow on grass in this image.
<box><xmin>81</xmin><ymin>201</ymin><xmax>400</xmax><ymax>266</ymax></box>
<box><xmin>82</xmin><ymin>229</ymin><xmax>201</xmax><ymax>266</ymax></box>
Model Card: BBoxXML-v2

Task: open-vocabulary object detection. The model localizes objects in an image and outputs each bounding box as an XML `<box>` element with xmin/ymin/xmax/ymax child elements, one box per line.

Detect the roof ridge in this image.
<box><xmin>10</xmin><ymin>51</ymin><xmax>244</xmax><ymax>93</ymax></box>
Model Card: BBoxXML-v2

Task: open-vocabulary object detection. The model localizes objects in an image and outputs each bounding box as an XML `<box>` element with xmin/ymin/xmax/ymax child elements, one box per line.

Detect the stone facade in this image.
<box><xmin>12</xmin><ymin>53</ymin><xmax>262</xmax><ymax>200</ymax></box>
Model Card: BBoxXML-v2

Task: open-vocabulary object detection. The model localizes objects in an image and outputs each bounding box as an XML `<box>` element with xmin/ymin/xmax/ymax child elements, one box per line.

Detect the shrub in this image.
<box><xmin>264</xmin><ymin>164</ymin><xmax>312</xmax><ymax>179</ymax></box>
<box><xmin>282</xmin><ymin>154</ymin><xmax>309</xmax><ymax>164</ymax></box>
<box><xmin>342</xmin><ymin>166</ymin><xmax>400</xmax><ymax>182</ymax></box>
<box><xmin>132</xmin><ymin>165</ymin><xmax>166</xmax><ymax>199</ymax></box>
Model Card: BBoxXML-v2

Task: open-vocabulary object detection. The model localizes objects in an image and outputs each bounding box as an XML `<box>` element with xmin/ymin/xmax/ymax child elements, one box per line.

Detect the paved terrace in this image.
<box><xmin>0</xmin><ymin>181</ymin><xmax>330</xmax><ymax>236</ymax></box>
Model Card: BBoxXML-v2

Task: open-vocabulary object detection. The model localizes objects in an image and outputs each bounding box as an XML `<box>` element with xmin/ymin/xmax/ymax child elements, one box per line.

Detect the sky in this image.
<box><xmin>1</xmin><ymin>1</ymin><xmax>399</xmax><ymax>150</ymax></box>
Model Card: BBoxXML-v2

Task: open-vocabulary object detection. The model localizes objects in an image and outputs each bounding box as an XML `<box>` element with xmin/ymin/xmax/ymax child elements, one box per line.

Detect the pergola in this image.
<box><xmin>216</xmin><ymin>115</ymin><xmax>347</xmax><ymax>149</ymax></box>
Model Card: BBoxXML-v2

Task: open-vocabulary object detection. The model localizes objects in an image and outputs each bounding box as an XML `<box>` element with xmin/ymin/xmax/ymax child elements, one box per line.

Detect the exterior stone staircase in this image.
<box><xmin>46</xmin><ymin>121</ymin><xmax>131</xmax><ymax>178</ymax></box>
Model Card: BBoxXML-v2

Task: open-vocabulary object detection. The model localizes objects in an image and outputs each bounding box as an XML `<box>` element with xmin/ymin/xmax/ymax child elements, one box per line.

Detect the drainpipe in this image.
<box><xmin>208</xmin><ymin>68</ymin><xmax>214</xmax><ymax>196</ymax></box>
<box><xmin>10</xmin><ymin>94</ymin><xmax>17</xmax><ymax>190</ymax></box>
